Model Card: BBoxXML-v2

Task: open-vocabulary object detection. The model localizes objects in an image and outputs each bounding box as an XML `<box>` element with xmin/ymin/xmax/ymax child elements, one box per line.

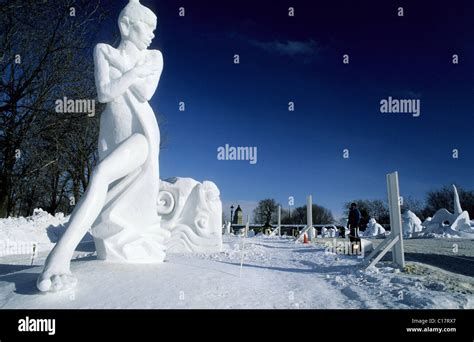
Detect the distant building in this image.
<box><xmin>232</xmin><ymin>205</ymin><xmax>243</xmax><ymax>224</ymax></box>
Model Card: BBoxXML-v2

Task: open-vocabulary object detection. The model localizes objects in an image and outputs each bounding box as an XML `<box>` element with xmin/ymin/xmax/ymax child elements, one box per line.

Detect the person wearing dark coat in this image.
<box><xmin>347</xmin><ymin>203</ymin><xmax>362</xmax><ymax>253</ymax></box>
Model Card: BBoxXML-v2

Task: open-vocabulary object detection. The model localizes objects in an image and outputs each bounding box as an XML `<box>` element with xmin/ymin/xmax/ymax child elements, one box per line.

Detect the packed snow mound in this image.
<box><xmin>402</xmin><ymin>210</ymin><xmax>423</xmax><ymax>238</ymax></box>
<box><xmin>363</xmin><ymin>218</ymin><xmax>386</xmax><ymax>237</ymax></box>
<box><xmin>452</xmin><ymin>211</ymin><xmax>474</xmax><ymax>232</ymax></box>
<box><xmin>0</xmin><ymin>208</ymin><xmax>92</xmax><ymax>256</ymax></box>
<box><xmin>0</xmin><ymin>209</ymin><xmax>68</xmax><ymax>255</ymax></box>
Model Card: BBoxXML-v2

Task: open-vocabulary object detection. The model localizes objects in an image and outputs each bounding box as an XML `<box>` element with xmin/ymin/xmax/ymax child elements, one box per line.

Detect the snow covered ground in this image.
<box><xmin>0</xmin><ymin>211</ymin><xmax>472</xmax><ymax>309</ymax></box>
<box><xmin>0</xmin><ymin>234</ymin><xmax>472</xmax><ymax>309</ymax></box>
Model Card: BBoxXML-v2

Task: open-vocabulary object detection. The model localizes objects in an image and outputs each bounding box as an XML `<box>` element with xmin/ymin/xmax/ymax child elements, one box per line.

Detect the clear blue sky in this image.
<box><xmin>100</xmin><ymin>0</ymin><xmax>474</xmax><ymax>219</ymax></box>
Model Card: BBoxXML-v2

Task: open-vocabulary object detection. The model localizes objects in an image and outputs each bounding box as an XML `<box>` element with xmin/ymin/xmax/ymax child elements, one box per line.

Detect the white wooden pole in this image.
<box><xmin>387</xmin><ymin>172</ymin><xmax>405</xmax><ymax>268</ymax></box>
<box><xmin>278</xmin><ymin>205</ymin><xmax>281</xmax><ymax>237</ymax></box>
<box><xmin>307</xmin><ymin>195</ymin><xmax>314</xmax><ymax>240</ymax></box>
<box><xmin>239</xmin><ymin>215</ymin><xmax>249</xmax><ymax>278</ymax></box>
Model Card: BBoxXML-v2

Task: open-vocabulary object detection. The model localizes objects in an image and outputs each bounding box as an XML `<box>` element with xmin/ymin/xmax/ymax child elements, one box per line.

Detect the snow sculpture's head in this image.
<box><xmin>118</xmin><ymin>0</ymin><xmax>157</xmax><ymax>51</ymax></box>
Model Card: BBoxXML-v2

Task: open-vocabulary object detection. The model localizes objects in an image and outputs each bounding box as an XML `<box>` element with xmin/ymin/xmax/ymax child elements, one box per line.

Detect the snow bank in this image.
<box><xmin>0</xmin><ymin>209</ymin><xmax>70</xmax><ymax>256</ymax></box>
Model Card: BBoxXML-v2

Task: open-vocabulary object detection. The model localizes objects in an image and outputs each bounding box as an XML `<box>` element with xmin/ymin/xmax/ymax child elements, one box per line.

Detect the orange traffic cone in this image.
<box><xmin>303</xmin><ymin>233</ymin><xmax>309</xmax><ymax>244</ymax></box>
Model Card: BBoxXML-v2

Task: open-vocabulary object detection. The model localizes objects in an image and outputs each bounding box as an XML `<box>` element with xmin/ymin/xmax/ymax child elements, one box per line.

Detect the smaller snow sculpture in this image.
<box><xmin>364</xmin><ymin>218</ymin><xmax>386</xmax><ymax>237</ymax></box>
<box><xmin>422</xmin><ymin>185</ymin><xmax>474</xmax><ymax>237</ymax></box>
<box><xmin>402</xmin><ymin>210</ymin><xmax>423</xmax><ymax>238</ymax></box>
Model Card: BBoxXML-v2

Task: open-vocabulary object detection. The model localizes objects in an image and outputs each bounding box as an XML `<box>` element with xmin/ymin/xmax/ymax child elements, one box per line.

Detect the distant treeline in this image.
<box><xmin>250</xmin><ymin>186</ymin><xmax>474</xmax><ymax>228</ymax></box>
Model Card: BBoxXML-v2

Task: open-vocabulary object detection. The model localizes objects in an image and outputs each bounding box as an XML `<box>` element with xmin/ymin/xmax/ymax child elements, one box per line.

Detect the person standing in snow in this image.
<box><xmin>347</xmin><ymin>203</ymin><xmax>362</xmax><ymax>252</ymax></box>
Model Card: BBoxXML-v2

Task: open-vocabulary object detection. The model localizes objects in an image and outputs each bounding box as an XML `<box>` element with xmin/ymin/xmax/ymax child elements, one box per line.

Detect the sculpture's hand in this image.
<box><xmin>128</xmin><ymin>50</ymin><xmax>163</xmax><ymax>102</ymax></box>
<box><xmin>132</xmin><ymin>60</ymin><xmax>161</xmax><ymax>79</ymax></box>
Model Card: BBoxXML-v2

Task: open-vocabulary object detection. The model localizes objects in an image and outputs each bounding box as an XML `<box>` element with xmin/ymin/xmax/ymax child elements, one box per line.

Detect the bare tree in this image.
<box><xmin>281</xmin><ymin>204</ymin><xmax>334</xmax><ymax>225</ymax></box>
<box><xmin>292</xmin><ymin>206</ymin><xmax>306</xmax><ymax>224</ymax></box>
<box><xmin>424</xmin><ymin>185</ymin><xmax>474</xmax><ymax>218</ymax></box>
<box><xmin>400</xmin><ymin>196</ymin><xmax>425</xmax><ymax>219</ymax></box>
<box><xmin>253</xmin><ymin>199</ymin><xmax>278</xmax><ymax>225</ymax></box>
<box><xmin>0</xmin><ymin>0</ymin><xmax>109</xmax><ymax>217</ymax></box>
<box><xmin>311</xmin><ymin>204</ymin><xmax>334</xmax><ymax>224</ymax></box>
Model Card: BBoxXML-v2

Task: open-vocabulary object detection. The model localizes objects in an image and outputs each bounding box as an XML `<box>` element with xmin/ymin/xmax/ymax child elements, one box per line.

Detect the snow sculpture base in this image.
<box><xmin>92</xmin><ymin>220</ymin><xmax>167</xmax><ymax>263</ymax></box>
<box><xmin>158</xmin><ymin>177</ymin><xmax>222</xmax><ymax>253</ymax></box>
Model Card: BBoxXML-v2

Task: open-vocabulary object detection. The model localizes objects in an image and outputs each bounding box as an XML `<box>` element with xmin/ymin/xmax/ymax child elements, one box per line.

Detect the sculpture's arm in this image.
<box><xmin>130</xmin><ymin>50</ymin><xmax>163</xmax><ymax>103</ymax></box>
<box><xmin>94</xmin><ymin>44</ymin><xmax>143</xmax><ymax>103</ymax></box>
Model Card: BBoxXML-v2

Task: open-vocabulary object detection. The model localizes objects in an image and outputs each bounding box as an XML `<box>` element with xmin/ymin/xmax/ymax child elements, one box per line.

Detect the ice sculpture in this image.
<box><xmin>37</xmin><ymin>0</ymin><xmax>222</xmax><ymax>292</ymax></box>
<box><xmin>422</xmin><ymin>185</ymin><xmax>473</xmax><ymax>237</ymax></box>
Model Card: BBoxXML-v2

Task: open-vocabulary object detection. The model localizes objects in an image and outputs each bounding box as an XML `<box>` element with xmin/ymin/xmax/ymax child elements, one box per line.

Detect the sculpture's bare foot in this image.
<box><xmin>37</xmin><ymin>252</ymin><xmax>77</xmax><ymax>292</ymax></box>
<box><xmin>37</xmin><ymin>272</ymin><xmax>77</xmax><ymax>292</ymax></box>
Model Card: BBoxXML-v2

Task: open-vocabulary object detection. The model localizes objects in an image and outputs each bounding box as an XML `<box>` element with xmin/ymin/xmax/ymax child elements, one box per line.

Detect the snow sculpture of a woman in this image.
<box><xmin>37</xmin><ymin>0</ymin><xmax>168</xmax><ymax>292</ymax></box>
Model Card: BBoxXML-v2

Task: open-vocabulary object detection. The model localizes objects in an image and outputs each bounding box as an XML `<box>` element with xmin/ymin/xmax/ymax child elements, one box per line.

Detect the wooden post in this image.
<box><xmin>278</xmin><ymin>205</ymin><xmax>281</xmax><ymax>236</ymax></box>
<box><xmin>362</xmin><ymin>172</ymin><xmax>406</xmax><ymax>269</ymax></box>
<box><xmin>387</xmin><ymin>172</ymin><xmax>405</xmax><ymax>268</ymax></box>
<box><xmin>307</xmin><ymin>195</ymin><xmax>314</xmax><ymax>240</ymax></box>
<box><xmin>239</xmin><ymin>215</ymin><xmax>250</xmax><ymax>278</ymax></box>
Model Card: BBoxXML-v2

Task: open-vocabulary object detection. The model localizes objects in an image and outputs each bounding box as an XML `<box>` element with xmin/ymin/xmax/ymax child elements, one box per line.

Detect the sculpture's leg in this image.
<box><xmin>37</xmin><ymin>133</ymin><xmax>149</xmax><ymax>292</ymax></box>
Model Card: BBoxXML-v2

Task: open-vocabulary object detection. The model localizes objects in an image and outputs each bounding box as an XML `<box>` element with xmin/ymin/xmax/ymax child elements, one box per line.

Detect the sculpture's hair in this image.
<box><xmin>119</xmin><ymin>0</ymin><xmax>157</xmax><ymax>27</ymax></box>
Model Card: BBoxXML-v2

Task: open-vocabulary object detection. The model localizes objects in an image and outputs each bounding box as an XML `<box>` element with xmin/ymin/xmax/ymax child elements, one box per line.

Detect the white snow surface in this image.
<box><xmin>0</xmin><ymin>212</ymin><xmax>472</xmax><ymax>309</ymax></box>
<box><xmin>0</xmin><ymin>235</ymin><xmax>471</xmax><ymax>309</ymax></box>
